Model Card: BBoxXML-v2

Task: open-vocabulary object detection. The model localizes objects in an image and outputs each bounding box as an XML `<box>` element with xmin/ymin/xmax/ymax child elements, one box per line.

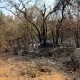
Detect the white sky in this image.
<box><xmin>0</xmin><ymin>0</ymin><xmax>56</xmax><ymax>16</ymax></box>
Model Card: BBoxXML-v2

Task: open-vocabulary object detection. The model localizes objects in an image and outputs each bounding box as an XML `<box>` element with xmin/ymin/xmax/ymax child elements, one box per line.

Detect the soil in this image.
<box><xmin>0</xmin><ymin>49</ymin><xmax>79</xmax><ymax>80</ymax></box>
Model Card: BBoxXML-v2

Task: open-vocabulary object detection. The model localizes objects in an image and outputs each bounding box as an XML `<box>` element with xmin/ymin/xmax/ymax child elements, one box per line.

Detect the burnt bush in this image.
<box><xmin>53</xmin><ymin>42</ymin><xmax>75</xmax><ymax>58</ymax></box>
<box><xmin>63</xmin><ymin>56</ymin><xmax>80</xmax><ymax>72</ymax></box>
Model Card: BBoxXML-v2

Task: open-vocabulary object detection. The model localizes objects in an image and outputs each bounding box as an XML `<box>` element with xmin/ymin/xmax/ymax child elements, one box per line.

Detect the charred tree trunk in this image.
<box><xmin>51</xmin><ymin>29</ymin><xmax>55</xmax><ymax>44</ymax></box>
<box><xmin>60</xmin><ymin>28</ymin><xmax>64</xmax><ymax>44</ymax></box>
<box><xmin>42</xmin><ymin>20</ymin><xmax>47</xmax><ymax>46</ymax></box>
<box><xmin>54</xmin><ymin>1</ymin><xmax>65</xmax><ymax>46</ymax></box>
<box><xmin>55</xmin><ymin>27</ymin><xmax>60</xmax><ymax>46</ymax></box>
<box><xmin>74</xmin><ymin>30</ymin><xmax>79</xmax><ymax>48</ymax></box>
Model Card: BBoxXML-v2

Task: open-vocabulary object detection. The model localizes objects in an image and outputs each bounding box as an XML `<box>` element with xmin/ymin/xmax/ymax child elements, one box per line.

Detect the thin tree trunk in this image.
<box><xmin>55</xmin><ymin>27</ymin><xmax>59</xmax><ymax>46</ymax></box>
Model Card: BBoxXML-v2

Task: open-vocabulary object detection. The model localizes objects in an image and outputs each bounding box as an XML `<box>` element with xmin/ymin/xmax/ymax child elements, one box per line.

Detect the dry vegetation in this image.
<box><xmin>0</xmin><ymin>0</ymin><xmax>80</xmax><ymax>80</ymax></box>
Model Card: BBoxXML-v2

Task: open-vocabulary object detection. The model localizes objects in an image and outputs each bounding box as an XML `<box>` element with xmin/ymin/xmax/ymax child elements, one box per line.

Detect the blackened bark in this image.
<box><xmin>74</xmin><ymin>31</ymin><xmax>79</xmax><ymax>48</ymax></box>
<box><xmin>55</xmin><ymin>28</ymin><xmax>59</xmax><ymax>46</ymax></box>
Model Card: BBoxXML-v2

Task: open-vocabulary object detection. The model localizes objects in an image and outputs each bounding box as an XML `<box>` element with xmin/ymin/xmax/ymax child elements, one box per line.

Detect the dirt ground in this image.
<box><xmin>0</xmin><ymin>50</ymin><xmax>79</xmax><ymax>80</ymax></box>
<box><xmin>0</xmin><ymin>52</ymin><xmax>73</xmax><ymax>80</ymax></box>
